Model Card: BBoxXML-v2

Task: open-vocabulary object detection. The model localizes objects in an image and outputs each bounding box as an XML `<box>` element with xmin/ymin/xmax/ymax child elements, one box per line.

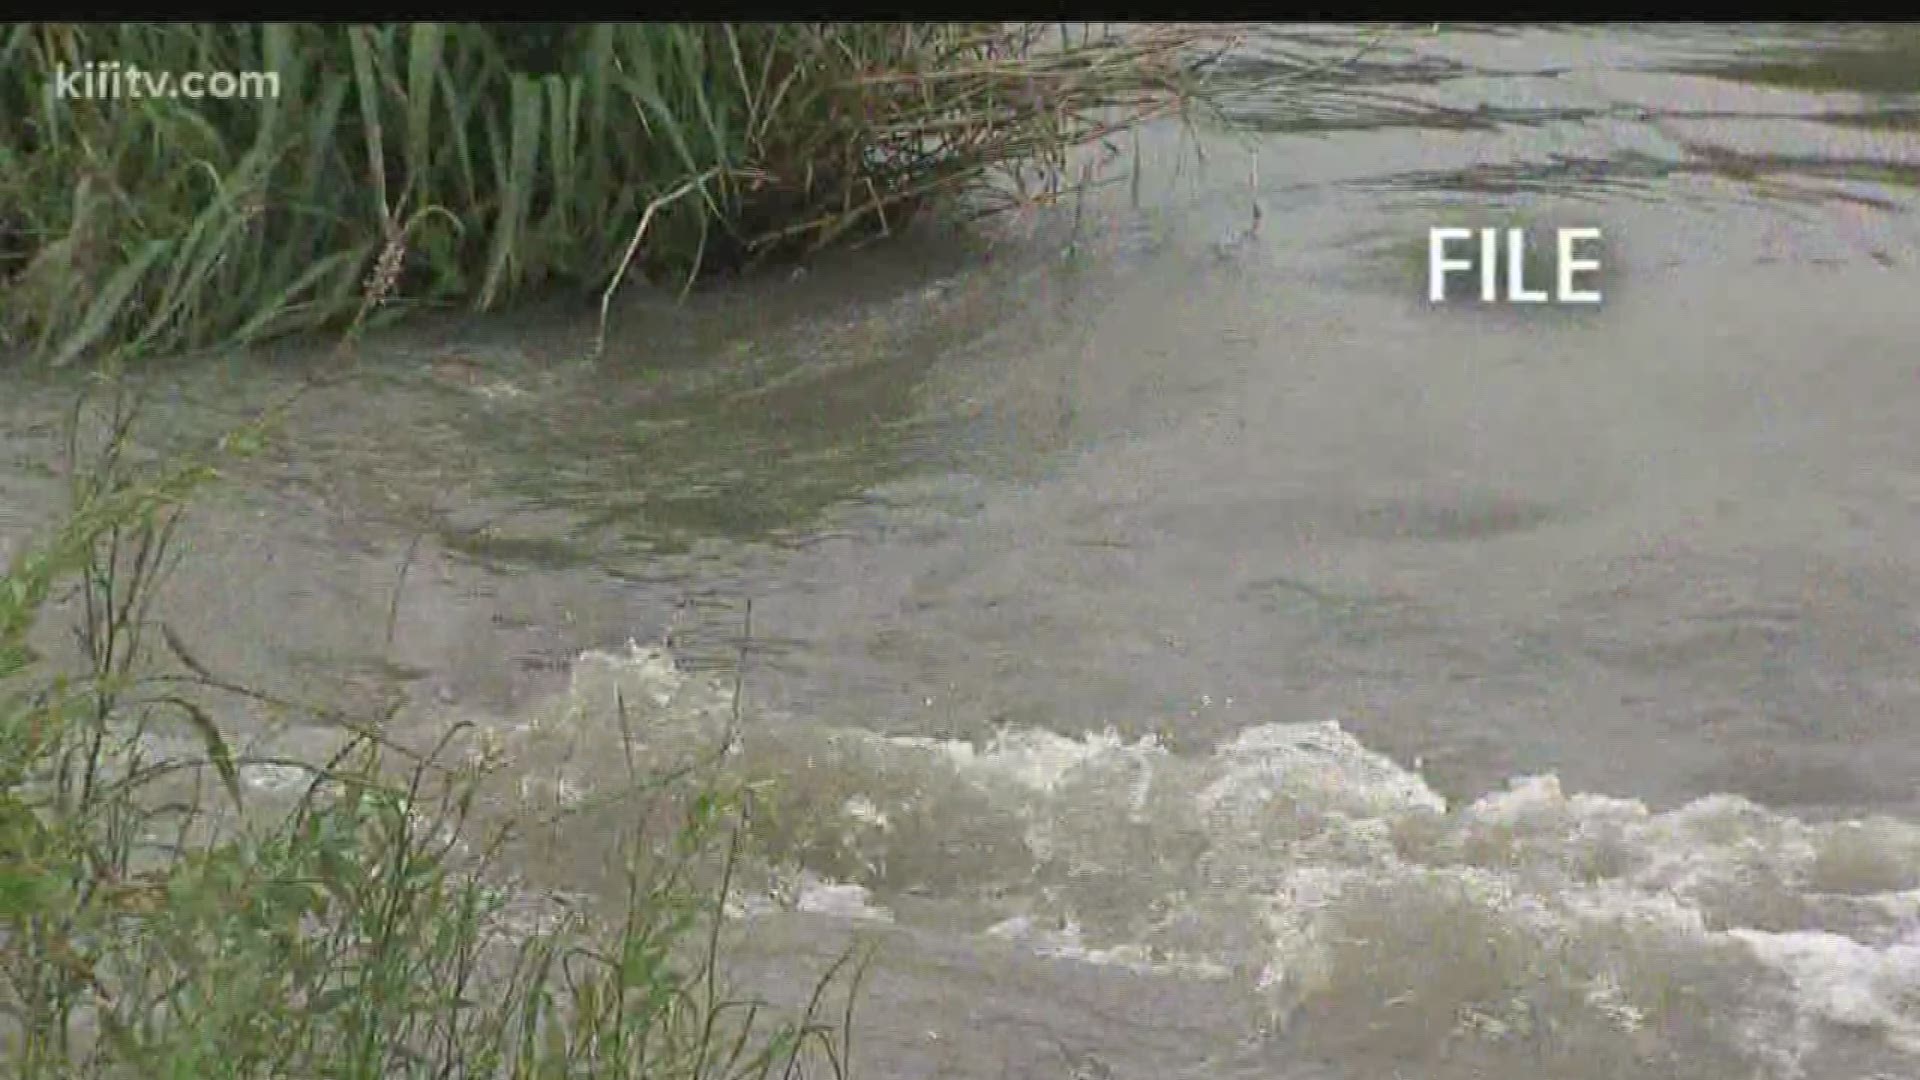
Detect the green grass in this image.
<box><xmin>0</xmin><ymin>386</ymin><xmax>865</xmax><ymax>1077</ymax></box>
<box><xmin>1</xmin><ymin>22</ymin><xmax>1243</xmax><ymax>368</ymax></box>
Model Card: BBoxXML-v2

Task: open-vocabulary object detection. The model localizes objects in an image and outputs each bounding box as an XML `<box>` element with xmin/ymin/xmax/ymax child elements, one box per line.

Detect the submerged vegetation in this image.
<box><xmin>2</xmin><ymin>22</ymin><xmax>1247</xmax><ymax>367</ymax></box>
<box><xmin>0</xmin><ymin>388</ymin><xmax>864</xmax><ymax>1075</ymax></box>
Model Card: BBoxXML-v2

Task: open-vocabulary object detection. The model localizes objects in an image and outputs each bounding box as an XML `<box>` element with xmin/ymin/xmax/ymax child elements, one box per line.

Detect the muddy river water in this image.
<box><xmin>7</xmin><ymin>23</ymin><xmax>1920</xmax><ymax>1080</ymax></box>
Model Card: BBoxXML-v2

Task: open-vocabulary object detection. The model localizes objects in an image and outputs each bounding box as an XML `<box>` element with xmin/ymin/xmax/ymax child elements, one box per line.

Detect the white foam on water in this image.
<box><xmin>1730</xmin><ymin>927</ymin><xmax>1920</xmax><ymax>1050</ymax></box>
<box><xmin>985</xmin><ymin>914</ymin><xmax>1233</xmax><ymax>979</ymax></box>
<box><xmin>240</xmin><ymin>761</ymin><xmax>311</xmax><ymax>794</ymax></box>
<box><xmin>494</xmin><ymin>646</ymin><xmax>1920</xmax><ymax>1078</ymax></box>
<box><xmin>794</xmin><ymin>880</ymin><xmax>893</xmax><ymax>921</ymax></box>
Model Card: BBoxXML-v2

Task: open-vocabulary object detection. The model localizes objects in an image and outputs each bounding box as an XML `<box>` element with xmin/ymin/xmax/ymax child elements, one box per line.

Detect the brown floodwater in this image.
<box><xmin>6</xmin><ymin>22</ymin><xmax>1920</xmax><ymax>1080</ymax></box>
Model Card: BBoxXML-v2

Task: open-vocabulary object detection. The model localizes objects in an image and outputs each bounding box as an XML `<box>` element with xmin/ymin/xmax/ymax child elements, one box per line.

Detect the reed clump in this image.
<box><xmin>2</xmin><ymin>22</ymin><xmax>1244</xmax><ymax>367</ymax></box>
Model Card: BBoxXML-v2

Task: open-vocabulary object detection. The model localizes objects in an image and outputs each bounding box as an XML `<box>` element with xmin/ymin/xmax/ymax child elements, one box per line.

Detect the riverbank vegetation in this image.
<box><xmin>0</xmin><ymin>390</ymin><xmax>862</xmax><ymax>1075</ymax></box>
<box><xmin>0</xmin><ymin>21</ymin><xmax>1250</xmax><ymax>1073</ymax></box>
<box><xmin>2</xmin><ymin>22</ymin><xmax>1244</xmax><ymax>368</ymax></box>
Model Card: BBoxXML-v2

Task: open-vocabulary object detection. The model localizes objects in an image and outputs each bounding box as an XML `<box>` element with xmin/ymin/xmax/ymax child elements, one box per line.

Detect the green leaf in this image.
<box><xmin>160</xmin><ymin>694</ymin><xmax>242</xmax><ymax>810</ymax></box>
<box><xmin>47</xmin><ymin>239</ymin><xmax>171</xmax><ymax>368</ymax></box>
